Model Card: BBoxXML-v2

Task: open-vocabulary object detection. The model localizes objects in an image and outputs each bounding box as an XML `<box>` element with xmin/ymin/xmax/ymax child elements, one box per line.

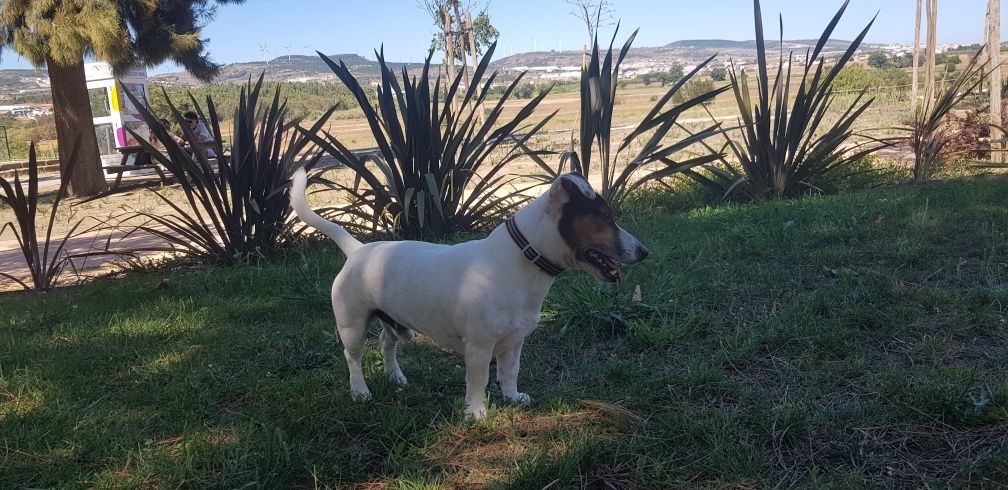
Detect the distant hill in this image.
<box><xmin>663</xmin><ymin>39</ymin><xmax>756</xmax><ymax>49</ymax></box>
<box><xmin>0</xmin><ymin>68</ymin><xmax>50</xmax><ymax>101</ymax></box>
<box><xmin>148</xmin><ymin>53</ymin><xmax>427</xmax><ymax>86</ymax></box>
<box><xmin>489</xmin><ymin>38</ymin><xmax>869</xmax><ymax>71</ymax></box>
<box><xmin>663</xmin><ymin>39</ymin><xmax>857</xmax><ymax>51</ymax></box>
<box><xmin>0</xmin><ymin>38</ymin><xmax>881</xmax><ymax>94</ymax></box>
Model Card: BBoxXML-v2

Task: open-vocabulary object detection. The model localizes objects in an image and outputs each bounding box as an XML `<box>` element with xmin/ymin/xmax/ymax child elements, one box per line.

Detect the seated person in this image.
<box><xmin>137</xmin><ymin>119</ymin><xmax>182</xmax><ymax>165</ymax></box>
<box><xmin>182</xmin><ymin>111</ymin><xmax>217</xmax><ymax>158</ymax></box>
<box><xmin>149</xmin><ymin>119</ymin><xmax>180</xmax><ymax>147</ymax></box>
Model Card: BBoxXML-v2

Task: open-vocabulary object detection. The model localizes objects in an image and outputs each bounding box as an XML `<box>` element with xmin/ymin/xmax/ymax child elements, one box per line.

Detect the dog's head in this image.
<box><xmin>546</xmin><ymin>173</ymin><xmax>648</xmax><ymax>283</ymax></box>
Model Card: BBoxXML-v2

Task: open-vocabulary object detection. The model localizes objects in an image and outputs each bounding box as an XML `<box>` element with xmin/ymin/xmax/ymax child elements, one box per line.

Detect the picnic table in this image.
<box><xmin>102</xmin><ymin>145</ymin><xmax>166</xmax><ymax>190</ymax></box>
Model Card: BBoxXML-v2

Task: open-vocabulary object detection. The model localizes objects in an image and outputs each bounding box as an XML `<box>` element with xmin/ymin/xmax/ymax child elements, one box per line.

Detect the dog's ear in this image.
<box><xmin>552</xmin><ymin>173</ymin><xmax>596</xmax><ymax>203</ymax></box>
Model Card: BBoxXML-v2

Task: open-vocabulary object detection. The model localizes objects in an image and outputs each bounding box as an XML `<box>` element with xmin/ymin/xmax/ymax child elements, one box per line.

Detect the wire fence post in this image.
<box><xmin>1</xmin><ymin>125</ymin><xmax>10</xmax><ymax>161</ymax></box>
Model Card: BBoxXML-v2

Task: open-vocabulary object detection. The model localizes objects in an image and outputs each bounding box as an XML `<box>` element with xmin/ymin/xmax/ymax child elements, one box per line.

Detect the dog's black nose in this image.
<box><xmin>637</xmin><ymin>244</ymin><xmax>649</xmax><ymax>260</ymax></box>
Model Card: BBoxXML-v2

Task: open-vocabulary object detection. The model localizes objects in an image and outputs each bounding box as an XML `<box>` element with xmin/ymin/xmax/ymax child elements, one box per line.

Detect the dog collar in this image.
<box><xmin>505</xmin><ymin>216</ymin><xmax>565</xmax><ymax>276</ymax></box>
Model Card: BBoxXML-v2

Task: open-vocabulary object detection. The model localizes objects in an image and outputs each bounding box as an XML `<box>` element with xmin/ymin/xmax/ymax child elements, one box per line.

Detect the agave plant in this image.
<box><xmin>0</xmin><ymin>141</ymin><xmax>97</xmax><ymax>290</ymax></box>
<box><xmin>685</xmin><ymin>0</ymin><xmax>880</xmax><ymax>200</ymax></box>
<box><xmin>119</xmin><ymin>74</ymin><xmax>333</xmax><ymax>263</ymax></box>
<box><xmin>907</xmin><ymin>49</ymin><xmax>989</xmax><ymax>182</ymax></box>
<box><xmin>304</xmin><ymin>43</ymin><xmax>555</xmax><ymax>240</ymax></box>
<box><xmin>530</xmin><ymin>28</ymin><xmax>729</xmax><ymax>209</ymax></box>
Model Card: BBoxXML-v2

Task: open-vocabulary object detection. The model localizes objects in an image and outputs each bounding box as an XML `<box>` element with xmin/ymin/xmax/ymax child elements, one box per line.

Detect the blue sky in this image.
<box><xmin>0</xmin><ymin>1</ymin><xmax>1004</xmax><ymax>72</ymax></box>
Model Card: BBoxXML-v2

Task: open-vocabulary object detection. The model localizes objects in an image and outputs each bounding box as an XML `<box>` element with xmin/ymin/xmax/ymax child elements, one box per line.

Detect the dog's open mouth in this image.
<box><xmin>585</xmin><ymin>248</ymin><xmax>622</xmax><ymax>283</ymax></box>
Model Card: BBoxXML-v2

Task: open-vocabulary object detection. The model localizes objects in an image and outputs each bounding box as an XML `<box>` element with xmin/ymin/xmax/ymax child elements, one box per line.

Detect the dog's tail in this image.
<box><xmin>291</xmin><ymin>167</ymin><xmax>363</xmax><ymax>254</ymax></box>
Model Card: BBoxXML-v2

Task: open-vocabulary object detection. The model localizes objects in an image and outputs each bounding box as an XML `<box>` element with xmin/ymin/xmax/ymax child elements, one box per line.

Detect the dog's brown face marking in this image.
<box><xmin>558</xmin><ymin>190</ymin><xmax>620</xmax><ymax>255</ymax></box>
<box><xmin>556</xmin><ymin>178</ymin><xmax>627</xmax><ymax>282</ymax></box>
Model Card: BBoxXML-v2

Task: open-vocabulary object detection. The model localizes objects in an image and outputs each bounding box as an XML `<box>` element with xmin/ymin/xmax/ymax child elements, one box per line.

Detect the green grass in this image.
<box><xmin>2</xmin><ymin>176</ymin><xmax>1007</xmax><ymax>488</ymax></box>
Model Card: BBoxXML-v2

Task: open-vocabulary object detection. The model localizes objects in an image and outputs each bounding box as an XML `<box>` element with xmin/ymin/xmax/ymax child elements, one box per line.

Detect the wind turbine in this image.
<box><xmin>259</xmin><ymin>43</ymin><xmax>270</xmax><ymax>64</ymax></box>
<box><xmin>284</xmin><ymin>44</ymin><xmax>292</xmax><ymax>60</ymax></box>
<box><xmin>304</xmin><ymin>43</ymin><xmax>311</xmax><ymax>55</ymax></box>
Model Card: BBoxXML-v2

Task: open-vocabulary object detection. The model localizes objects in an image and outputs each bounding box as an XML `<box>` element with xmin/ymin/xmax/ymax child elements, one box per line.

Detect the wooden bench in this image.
<box><xmin>102</xmin><ymin>163</ymin><xmax>167</xmax><ymax>190</ymax></box>
<box><xmin>102</xmin><ymin>145</ymin><xmax>167</xmax><ymax>190</ymax></box>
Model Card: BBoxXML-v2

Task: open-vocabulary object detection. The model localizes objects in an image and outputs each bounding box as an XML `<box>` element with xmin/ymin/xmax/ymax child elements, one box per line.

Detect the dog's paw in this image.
<box><xmin>506</xmin><ymin>392</ymin><xmax>533</xmax><ymax>406</ymax></box>
<box><xmin>388</xmin><ymin>369</ymin><xmax>408</xmax><ymax>386</ymax></box>
<box><xmin>465</xmin><ymin>404</ymin><xmax>488</xmax><ymax>421</ymax></box>
<box><xmin>350</xmin><ymin>387</ymin><xmax>372</xmax><ymax>401</ymax></box>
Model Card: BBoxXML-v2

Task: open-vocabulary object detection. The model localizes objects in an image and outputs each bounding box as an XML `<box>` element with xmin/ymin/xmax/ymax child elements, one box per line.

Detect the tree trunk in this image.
<box><xmin>442</xmin><ymin>9</ymin><xmax>456</xmax><ymax>82</ymax></box>
<box><xmin>452</xmin><ymin>2</ymin><xmax>470</xmax><ymax>93</ymax></box>
<box><xmin>465</xmin><ymin>9</ymin><xmax>486</xmax><ymax>124</ymax></box>
<box><xmin>46</xmin><ymin>58</ymin><xmax>106</xmax><ymax>197</ymax></box>
<box><xmin>442</xmin><ymin>9</ymin><xmax>458</xmax><ymax>113</ymax></box>
<box><xmin>989</xmin><ymin>0</ymin><xmax>1002</xmax><ymax>160</ymax></box>
<box><xmin>924</xmin><ymin>0</ymin><xmax>938</xmax><ymax>105</ymax></box>
<box><xmin>465</xmin><ymin>9</ymin><xmax>479</xmax><ymax>79</ymax></box>
<box><xmin>912</xmin><ymin>0</ymin><xmax>922</xmax><ymax>107</ymax></box>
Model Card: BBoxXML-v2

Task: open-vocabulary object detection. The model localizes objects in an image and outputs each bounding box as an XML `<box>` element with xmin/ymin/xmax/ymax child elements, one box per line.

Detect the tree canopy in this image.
<box><xmin>429</xmin><ymin>10</ymin><xmax>498</xmax><ymax>62</ymax></box>
<box><xmin>419</xmin><ymin>1</ymin><xmax>498</xmax><ymax>63</ymax></box>
<box><xmin>0</xmin><ymin>0</ymin><xmax>244</xmax><ymax>197</ymax></box>
<box><xmin>0</xmin><ymin>0</ymin><xmax>243</xmax><ymax>79</ymax></box>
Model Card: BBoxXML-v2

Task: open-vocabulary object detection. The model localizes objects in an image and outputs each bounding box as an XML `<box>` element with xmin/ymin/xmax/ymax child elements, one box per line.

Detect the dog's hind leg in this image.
<box><xmin>333</xmin><ymin>311</ymin><xmax>371</xmax><ymax>401</ymax></box>
<box><xmin>379</xmin><ymin>322</ymin><xmax>408</xmax><ymax>386</ymax></box>
<box><xmin>496</xmin><ymin>340</ymin><xmax>532</xmax><ymax>406</ymax></box>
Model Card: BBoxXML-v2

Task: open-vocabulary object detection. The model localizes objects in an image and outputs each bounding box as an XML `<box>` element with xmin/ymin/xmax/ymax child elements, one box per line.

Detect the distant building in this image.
<box><xmin>0</xmin><ymin>105</ymin><xmax>50</xmax><ymax>118</ymax></box>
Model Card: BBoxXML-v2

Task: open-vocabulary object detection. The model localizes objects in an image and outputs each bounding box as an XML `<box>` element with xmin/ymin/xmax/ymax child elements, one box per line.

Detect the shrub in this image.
<box><xmin>685</xmin><ymin>0</ymin><xmax>880</xmax><ymax>201</ymax></box>
<box><xmin>659</xmin><ymin>63</ymin><xmax>685</xmax><ymax>87</ymax></box>
<box><xmin>307</xmin><ymin>43</ymin><xmax>553</xmax><ymax>240</ymax></box>
<box><xmin>149</xmin><ymin>81</ymin><xmax>357</xmax><ymax>121</ymax></box>
<box><xmin>673</xmin><ymin>79</ymin><xmax>717</xmax><ymax>106</ymax></box>
<box><xmin>121</xmin><ymin>74</ymin><xmax>331</xmax><ymax>263</ymax></box>
<box><xmin>831</xmin><ymin>65</ymin><xmax>910</xmax><ymax>93</ymax></box>
<box><xmin>528</xmin><ymin>28</ymin><xmax>728</xmax><ymax>209</ymax></box>
<box><xmin>935</xmin><ymin>52</ymin><xmax>962</xmax><ymax>66</ymax></box>
<box><xmin>906</xmin><ymin>50</ymin><xmax>988</xmax><ymax>182</ymax></box>
<box><xmin>0</xmin><ymin>142</ymin><xmax>97</xmax><ymax>290</ymax></box>
<box><xmin>867</xmin><ymin>51</ymin><xmax>890</xmax><ymax>69</ymax></box>
<box><xmin>943</xmin><ymin>108</ymin><xmax>990</xmax><ymax>162</ymax></box>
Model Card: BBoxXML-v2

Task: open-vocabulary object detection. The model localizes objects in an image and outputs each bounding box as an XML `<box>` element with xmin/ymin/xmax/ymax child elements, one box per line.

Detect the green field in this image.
<box><xmin>2</xmin><ymin>174</ymin><xmax>1006</xmax><ymax>488</ymax></box>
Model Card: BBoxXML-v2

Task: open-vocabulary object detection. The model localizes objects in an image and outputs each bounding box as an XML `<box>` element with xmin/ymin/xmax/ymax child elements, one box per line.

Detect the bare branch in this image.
<box><xmin>565</xmin><ymin>0</ymin><xmax>614</xmax><ymax>43</ymax></box>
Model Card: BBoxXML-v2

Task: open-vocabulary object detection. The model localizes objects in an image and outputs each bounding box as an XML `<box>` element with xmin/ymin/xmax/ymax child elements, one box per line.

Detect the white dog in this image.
<box><xmin>291</xmin><ymin>169</ymin><xmax>648</xmax><ymax>419</ymax></box>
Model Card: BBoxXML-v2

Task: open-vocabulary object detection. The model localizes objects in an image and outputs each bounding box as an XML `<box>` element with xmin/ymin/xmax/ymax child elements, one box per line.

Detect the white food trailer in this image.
<box><xmin>84</xmin><ymin>62</ymin><xmax>151</xmax><ymax>173</ymax></box>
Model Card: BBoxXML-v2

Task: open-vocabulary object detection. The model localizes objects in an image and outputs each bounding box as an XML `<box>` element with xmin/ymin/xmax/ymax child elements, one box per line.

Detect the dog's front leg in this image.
<box><xmin>496</xmin><ymin>341</ymin><xmax>532</xmax><ymax>406</ymax></box>
<box><xmin>463</xmin><ymin>342</ymin><xmax>493</xmax><ymax>420</ymax></box>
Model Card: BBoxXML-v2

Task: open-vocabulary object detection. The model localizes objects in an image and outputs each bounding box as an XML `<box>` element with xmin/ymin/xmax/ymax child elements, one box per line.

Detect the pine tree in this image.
<box><xmin>0</xmin><ymin>1</ymin><xmax>243</xmax><ymax>197</ymax></box>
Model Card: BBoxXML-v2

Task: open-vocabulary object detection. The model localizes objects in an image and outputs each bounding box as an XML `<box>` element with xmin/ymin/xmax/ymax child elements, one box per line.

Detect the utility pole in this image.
<box><xmin>924</xmin><ymin>0</ymin><xmax>937</xmax><ymax>104</ymax></box>
<box><xmin>988</xmin><ymin>0</ymin><xmax>1002</xmax><ymax>159</ymax></box>
<box><xmin>912</xmin><ymin>0</ymin><xmax>922</xmax><ymax>107</ymax></box>
<box><xmin>2</xmin><ymin>125</ymin><xmax>10</xmax><ymax>161</ymax></box>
